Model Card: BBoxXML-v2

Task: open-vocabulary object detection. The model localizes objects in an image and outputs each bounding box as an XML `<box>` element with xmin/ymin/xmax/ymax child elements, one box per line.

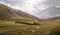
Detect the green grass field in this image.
<box><xmin>0</xmin><ymin>20</ymin><xmax>60</xmax><ymax>35</ymax></box>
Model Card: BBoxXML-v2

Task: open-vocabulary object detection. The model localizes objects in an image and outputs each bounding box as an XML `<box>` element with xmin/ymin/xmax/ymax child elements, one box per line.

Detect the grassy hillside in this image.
<box><xmin>0</xmin><ymin>19</ymin><xmax>60</xmax><ymax>35</ymax></box>
<box><xmin>0</xmin><ymin>4</ymin><xmax>40</xmax><ymax>22</ymax></box>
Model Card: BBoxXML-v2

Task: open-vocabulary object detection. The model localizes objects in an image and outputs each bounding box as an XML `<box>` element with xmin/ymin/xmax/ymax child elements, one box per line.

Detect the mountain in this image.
<box><xmin>0</xmin><ymin>4</ymin><xmax>40</xmax><ymax>22</ymax></box>
<box><xmin>44</xmin><ymin>6</ymin><xmax>60</xmax><ymax>16</ymax></box>
<box><xmin>45</xmin><ymin>16</ymin><xmax>60</xmax><ymax>21</ymax></box>
<box><xmin>36</xmin><ymin>6</ymin><xmax>60</xmax><ymax>19</ymax></box>
<box><xmin>48</xmin><ymin>16</ymin><xmax>60</xmax><ymax>20</ymax></box>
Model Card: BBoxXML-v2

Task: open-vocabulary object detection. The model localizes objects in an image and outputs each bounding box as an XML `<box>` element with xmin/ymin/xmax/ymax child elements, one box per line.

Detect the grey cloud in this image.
<box><xmin>42</xmin><ymin>0</ymin><xmax>60</xmax><ymax>6</ymax></box>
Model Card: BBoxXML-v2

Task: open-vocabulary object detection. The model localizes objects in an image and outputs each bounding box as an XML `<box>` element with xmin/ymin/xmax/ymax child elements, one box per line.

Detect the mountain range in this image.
<box><xmin>0</xmin><ymin>3</ymin><xmax>60</xmax><ymax>22</ymax></box>
<box><xmin>36</xmin><ymin>6</ymin><xmax>60</xmax><ymax>18</ymax></box>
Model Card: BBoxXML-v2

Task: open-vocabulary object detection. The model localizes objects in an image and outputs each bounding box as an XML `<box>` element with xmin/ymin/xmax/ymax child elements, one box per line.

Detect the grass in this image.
<box><xmin>0</xmin><ymin>20</ymin><xmax>60</xmax><ymax>35</ymax></box>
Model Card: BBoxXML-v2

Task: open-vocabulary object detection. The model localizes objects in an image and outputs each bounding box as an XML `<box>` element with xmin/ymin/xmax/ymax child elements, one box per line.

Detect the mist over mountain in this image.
<box><xmin>36</xmin><ymin>6</ymin><xmax>60</xmax><ymax>18</ymax></box>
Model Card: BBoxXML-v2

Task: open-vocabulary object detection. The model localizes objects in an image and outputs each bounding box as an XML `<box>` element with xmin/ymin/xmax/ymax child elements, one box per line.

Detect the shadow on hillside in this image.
<box><xmin>15</xmin><ymin>21</ymin><xmax>40</xmax><ymax>26</ymax></box>
<box><xmin>48</xmin><ymin>26</ymin><xmax>60</xmax><ymax>35</ymax></box>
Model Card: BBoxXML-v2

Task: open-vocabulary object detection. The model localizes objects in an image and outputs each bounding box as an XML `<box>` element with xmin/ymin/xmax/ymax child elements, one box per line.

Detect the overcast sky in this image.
<box><xmin>0</xmin><ymin>0</ymin><xmax>47</xmax><ymax>13</ymax></box>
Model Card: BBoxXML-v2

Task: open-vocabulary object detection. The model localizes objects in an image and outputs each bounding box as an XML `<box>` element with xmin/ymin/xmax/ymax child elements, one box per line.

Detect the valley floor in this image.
<box><xmin>0</xmin><ymin>20</ymin><xmax>60</xmax><ymax>35</ymax></box>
